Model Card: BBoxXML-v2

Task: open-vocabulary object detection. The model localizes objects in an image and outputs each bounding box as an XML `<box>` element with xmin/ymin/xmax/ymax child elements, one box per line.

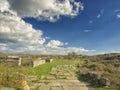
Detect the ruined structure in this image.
<box><xmin>45</xmin><ymin>58</ymin><xmax>53</xmax><ymax>63</ymax></box>
<box><xmin>0</xmin><ymin>55</ymin><xmax>53</xmax><ymax>67</ymax></box>
<box><xmin>31</xmin><ymin>58</ymin><xmax>53</xmax><ymax>67</ymax></box>
<box><xmin>7</xmin><ymin>56</ymin><xmax>21</xmax><ymax>66</ymax></box>
<box><xmin>32</xmin><ymin>59</ymin><xmax>46</xmax><ymax>67</ymax></box>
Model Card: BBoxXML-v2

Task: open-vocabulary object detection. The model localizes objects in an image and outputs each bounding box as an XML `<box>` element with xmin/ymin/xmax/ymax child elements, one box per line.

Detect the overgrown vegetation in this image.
<box><xmin>76</xmin><ymin>53</ymin><xmax>120</xmax><ymax>90</ymax></box>
<box><xmin>0</xmin><ymin>64</ymin><xmax>26</xmax><ymax>89</ymax></box>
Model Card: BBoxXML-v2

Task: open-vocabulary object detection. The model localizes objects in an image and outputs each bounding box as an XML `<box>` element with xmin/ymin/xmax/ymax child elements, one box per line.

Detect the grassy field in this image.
<box><xmin>22</xmin><ymin>59</ymin><xmax>77</xmax><ymax>76</ymax></box>
<box><xmin>0</xmin><ymin>59</ymin><xmax>84</xmax><ymax>76</ymax></box>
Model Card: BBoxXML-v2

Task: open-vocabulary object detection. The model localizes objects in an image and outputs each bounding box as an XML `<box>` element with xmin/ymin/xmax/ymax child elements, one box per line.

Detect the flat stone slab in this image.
<box><xmin>46</xmin><ymin>75</ymin><xmax>56</xmax><ymax>80</ymax></box>
<box><xmin>30</xmin><ymin>64</ymin><xmax>94</xmax><ymax>90</ymax></box>
<box><xmin>56</xmin><ymin>75</ymin><xmax>66</xmax><ymax>79</ymax></box>
<box><xmin>0</xmin><ymin>87</ymin><xmax>15</xmax><ymax>90</ymax></box>
<box><xmin>31</xmin><ymin>80</ymin><xmax>93</xmax><ymax>90</ymax></box>
<box><xmin>26</xmin><ymin>75</ymin><xmax>37</xmax><ymax>81</ymax></box>
<box><xmin>50</xmin><ymin>86</ymin><xmax>64</xmax><ymax>90</ymax></box>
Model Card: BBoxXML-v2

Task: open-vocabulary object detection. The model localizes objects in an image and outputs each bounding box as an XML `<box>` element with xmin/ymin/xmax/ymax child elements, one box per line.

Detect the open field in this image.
<box><xmin>0</xmin><ymin>53</ymin><xmax>120</xmax><ymax>90</ymax></box>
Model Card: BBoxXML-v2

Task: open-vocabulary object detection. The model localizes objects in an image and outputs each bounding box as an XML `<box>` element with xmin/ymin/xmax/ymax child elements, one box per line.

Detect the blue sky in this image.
<box><xmin>23</xmin><ymin>0</ymin><xmax>120</xmax><ymax>54</ymax></box>
<box><xmin>0</xmin><ymin>0</ymin><xmax>120</xmax><ymax>55</ymax></box>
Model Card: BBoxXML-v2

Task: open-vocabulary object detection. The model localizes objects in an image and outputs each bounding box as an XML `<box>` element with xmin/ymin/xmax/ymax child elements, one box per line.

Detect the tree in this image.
<box><xmin>67</xmin><ymin>52</ymin><xmax>76</xmax><ymax>60</ymax></box>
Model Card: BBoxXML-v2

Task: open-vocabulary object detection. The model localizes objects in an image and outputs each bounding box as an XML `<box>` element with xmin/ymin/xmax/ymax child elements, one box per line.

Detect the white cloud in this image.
<box><xmin>0</xmin><ymin>43</ymin><xmax>8</xmax><ymax>50</ymax></box>
<box><xmin>0</xmin><ymin>0</ymin><xmax>9</xmax><ymax>12</ymax></box>
<box><xmin>97</xmin><ymin>14</ymin><xmax>101</xmax><ymax>19</ymax></box>
<box><xmin>0</xmin><ymin>12</ymin><xmax>45</xmax><ymax>46</ymax></box>
<box><xmin>84</xmin><ymin>30</ymin><xmax>92</xmax><ymax>33</ymax></box>
<box><xmin>96</xmin><ymin>9</ymin><xmax>104</xmax><ymax>19</ymax></box>
<box><xmin>0</xmin><ymin>0</ymin><xmax>95</xmax><ymax>55</ymax></box>
<box><xmin>8</xmin><ymin>0</ymin><xmax>84</xmax><ymax>22</ymax></box>
<box><xmin>115</xmin><ymin>9</ymin><xmax>120</xmax><ymax>12</ymax></box>
<box><xmin>117</xmin><ymin>14</ymin><xmax>120</xmax><ymax>18</ymax></box>
<box><xmin>33</xmin><ymin>47</ymin><xmax>95</xmax><ymax>55</ymax></box>
<box><xmin>47</xmin><ymin>40</ymin><xmax>64</xmax><ymax>48</ymax></box>
<box><xmin>114</xmin><ymin>9</ymin><xmax>120</xmax><ymax>19</ymax></box>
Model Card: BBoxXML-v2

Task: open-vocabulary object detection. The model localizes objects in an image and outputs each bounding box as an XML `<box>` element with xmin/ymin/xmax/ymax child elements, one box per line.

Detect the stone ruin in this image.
<box><xmin>6</xmin><ymin>56</ymin><xmax>22</xmax><ymax>66</ymax></box>
<box><xmin>45</xmin><ymin>58</ymin><xmax>53</xmax><ymax>63</ymax></box>
<box><xmin>0</xmin><ymin>56</ymin><xmax>22</xmax><ymax>67</ymax></box>
<box><xmin>0</xmin><ymin>56</ymin><xmax>53</xmax><ymax>67</ymax></box>
<box><xmin>31</xmin><ymin>59</ymin><xmax>46</xmax><ymax>67</ymax></box>
<box><xmin>31</xmin><ymin>58</ymin><xmax>53</xmax><ymax>67</ymax></box>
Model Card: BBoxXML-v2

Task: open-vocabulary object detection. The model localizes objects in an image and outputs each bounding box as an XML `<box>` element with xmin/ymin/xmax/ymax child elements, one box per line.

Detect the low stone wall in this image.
<box><xmin>45</xmin><ymin>59</ymin><xmax>53</xmax><ymax>63</ymax></box>
<box><xmin>7</xmin><ymin>56</ymin><xmax>21</xmax><ymax>66</ymax></box>
<box><xmin>0</xmin><ymin>56</ymin><xmax>22</xmax><ymax>67</ymax></box>
<box><xmin>32</xmin><ymin>60</ymin><xmax>46</xmax><ymax>67</ymax></box>
<box><xmin>31</xmin><ymin>58</ymin><xmax>53</xmax><ymax>67</ymax></box>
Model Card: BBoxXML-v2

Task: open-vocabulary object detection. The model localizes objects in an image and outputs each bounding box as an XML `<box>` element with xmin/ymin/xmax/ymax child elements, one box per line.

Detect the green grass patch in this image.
<box><xmin>95</xmin><ymin>87</ymin><xmax>116</xmax><ymax>90</ymax></box>
<box><xmin>22</xmin><ymin>59</ymin><xmax>74</xmax><ymax>76</ymax></box>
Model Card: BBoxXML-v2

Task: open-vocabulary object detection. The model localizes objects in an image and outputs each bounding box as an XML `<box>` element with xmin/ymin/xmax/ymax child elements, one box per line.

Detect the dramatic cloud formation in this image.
<box><xmin>8</xmin><ymin>0</ymin><xmax>84</xmax><ymax>22</ymax></box>
<box><xmin>0</xmin><ymin>11</ymin><xmax>46</xmax><ymax>53</ymax></box>
<box><xmin>0</xmin><ymin>12</ymin><xmax>45</xmax><ymax>45</ymax></box>
<box><xmin>0</xmin><ymin>0</ymin><xmax>95</xmax><ymax>54</ymax></box>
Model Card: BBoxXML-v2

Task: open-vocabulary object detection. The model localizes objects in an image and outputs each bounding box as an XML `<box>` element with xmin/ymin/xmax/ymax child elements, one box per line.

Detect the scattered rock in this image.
<box><xmin>41</xmin><ymin>75</ymin><xmax>46</xmax><ymax>80</ymax></box>
<box><xmin>46</xmin><ymin>75</ymin><xmax>56</xmax><ymax>80</ymax></box>
<box><xmin>26</xmin><ymin>75</ymin><xmax>37</xmax><ymax>82</ymax></box>
<box><xmin>21</xmin><ymin>81</ymin><xmax>30</xmax><ymax>90</ymax></box>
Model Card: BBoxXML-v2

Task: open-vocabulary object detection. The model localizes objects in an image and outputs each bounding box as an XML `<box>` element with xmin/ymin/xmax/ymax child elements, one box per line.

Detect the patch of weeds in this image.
<box><xmin>95</xmin><ymin>87</ymin><xmax>116</xmax><ymax>90</ymax></box>
<box><xmin>31</xmin><ymin>79</ymin><xmax>40</xmax><ymax>83</ymax></box>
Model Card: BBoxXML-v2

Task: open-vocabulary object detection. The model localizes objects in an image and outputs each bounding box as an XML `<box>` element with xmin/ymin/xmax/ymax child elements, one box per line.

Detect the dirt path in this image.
<box><xmin>31</xmin><ymin>65</ymin><xmax>94</xmax><ymax>90</ymax></box>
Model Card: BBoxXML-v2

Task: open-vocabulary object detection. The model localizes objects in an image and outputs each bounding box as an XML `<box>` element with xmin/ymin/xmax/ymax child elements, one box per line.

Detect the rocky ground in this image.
<box><xmin>30</xmin><ymin>64</ymin><xmax>94</xmax><ymax>90</ymax></box>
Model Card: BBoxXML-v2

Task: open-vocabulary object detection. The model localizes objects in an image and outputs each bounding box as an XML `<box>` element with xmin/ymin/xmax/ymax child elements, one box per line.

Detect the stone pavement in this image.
<box><xmin>31</xmin><ymin>80</ymin><xmax>93</xmax><ymax>90</ymax></box>
<box><xmin>30</xmin><ymin>64</ymin><xmax>94</xmax><ymax>90</ymax></box>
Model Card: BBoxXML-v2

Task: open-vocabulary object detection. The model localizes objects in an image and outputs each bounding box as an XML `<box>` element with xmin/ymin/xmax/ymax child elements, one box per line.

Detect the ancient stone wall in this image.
<box><xmin>6</xmin><ymin>56</ymin><xmax>21</xmax><ymax>66</ymax></box>
<box><xmin>32</xmin><ymin>60</ymin><xmax>46</xmax><ymax>67</ymax></box>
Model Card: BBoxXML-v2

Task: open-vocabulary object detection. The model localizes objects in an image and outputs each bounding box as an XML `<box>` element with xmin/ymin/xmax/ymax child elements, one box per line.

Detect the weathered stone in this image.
<box><xmin>56</xmin><ymin>75</ymin><xmax>66</xmax><ymax>79</ymax></box>
<box><xmin>6</xmin><ymin>56</ymin><xmax>21</xmax><ymax>66</ymax></box>
<box><xmin>26</xmin><ymin>75</ymin><xmax>37</xmax><ymax>81</ymax></box>
<box><xmin>46</xmin><ymin>75</ymin><xmax>56</xmax><ymax>80</ymax></box>
<box><xmin>21</xmin><ymin>81</ymin><xmax>30</xmax><ymax>90</ymax></box>
<box><xmin>30</xmin><ymin>83</ymin><xmax>40</xmax><ymax>90</ymax></box>
<box><xmin>32</xmin><ymin>60</ymin><xmax>46</xmax><ymax>67</ymax></box>
<box><xmin>63</xmin><ymin>73</ymin><xmax>71</xmax><ymax>76</ymax></box>
<box><xmin>41</xmin><ymin>75</ymin><xmax>46</xmax><ymax>80</ymax></box>
<box><xmin>50</xmin><ymin>86</ymin><xmax>64</xmax><ymax>90</ymax></box>
<box><xmin>0</xmin><ymin>87</ymin><xmax>15</xmax><ymax>90</ymax></box>
<box><xmin>30</xmin><ymin>64</ymin><xmax>94</xmax><ymax>90</ymax></box>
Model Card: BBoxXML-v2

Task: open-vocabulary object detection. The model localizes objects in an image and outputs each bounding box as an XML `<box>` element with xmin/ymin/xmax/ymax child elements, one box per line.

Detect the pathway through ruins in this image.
<box><xmin>31</xmin><ymin>64</ymin><xmax>94</xmax><ymax>90</ymax></box>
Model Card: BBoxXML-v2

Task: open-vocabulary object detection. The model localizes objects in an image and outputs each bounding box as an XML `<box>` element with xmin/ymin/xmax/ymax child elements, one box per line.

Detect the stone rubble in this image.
<box><xmin>30</xmin><ymin>64</ymin><xmax>94</xmax><ymax>90</ymax></box>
